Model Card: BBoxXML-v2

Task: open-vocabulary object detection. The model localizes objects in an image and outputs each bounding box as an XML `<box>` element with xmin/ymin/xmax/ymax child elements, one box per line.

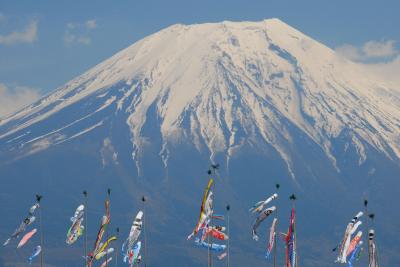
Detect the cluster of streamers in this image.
<box><xmin>285</xmin><ymin>208</ymin><xmax>297</xmax><ymax>267</ymax></box>
<box><xmin>368</xmin><ymin>230</ymin><xmax>379</xmax><ymax>267</ymax></box>
<box><xmin>188</xmin><ymin>178</ymin><xmax>228</xmax><ymax>260</ymax></box>
<box><xmin>3</xmin><ymin>198</ymin><xmax>42</xmax><ymax>264</ymax></box>
<box><xmin>346</xmin><ymin>231</ymin><xmax>362</xmax><ymax>257</ymax></box>
<box><xmin>66</xmin><ymin>204</ymin><xmax>85</xmax><ymax>245</ymax></box>
<box><xmin>122</xmin><ymin>211</ymin><xmax>143</xmax><ymax>266</ymax></box>
<box><xmin>266</xmin><ymin>218</ymin><xmax>277</xmax><ymax>259</ymax></box>
<box><xmin>28</xmin><ymin>245</ymin><xmax>42</xmax><ymax>264</ymax></box>
<box><xmin>347</xmin><ymin>241</ymin><xmax>363</xmax><ymax>267</ymax></box>
<box><xmin>249</xmin><ymin>193</ymin><xmax>278</xmax><ymax>242</ymax></box>
<box><xmin>87</xmin><ymin>199</ymin><xmax>115</xmax><ymax>267</ymax></box>
<box><xmin>3</xmin><ymin>201</ymin><xmax>39</xmax><ymax>246</ymax></box>
<box><xmin>336</xmin><ymin>211</ymin><xmax>363</xmax><ymax>264</ymax></box>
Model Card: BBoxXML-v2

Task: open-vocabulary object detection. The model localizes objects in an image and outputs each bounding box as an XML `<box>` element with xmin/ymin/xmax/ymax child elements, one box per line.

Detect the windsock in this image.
<box><xmin>17</xmin><ymin>228</ymin><xmax>37</xmax><ymax>248</ymax></box>
<box><xmin>368</xmin><ymin>229</ymin><xmax>379</xmax><ymax>267</ymax></box>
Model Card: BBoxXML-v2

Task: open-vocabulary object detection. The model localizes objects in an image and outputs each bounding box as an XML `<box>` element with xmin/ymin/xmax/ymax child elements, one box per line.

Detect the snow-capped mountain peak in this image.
<box><xmin>1</xmin><ymin>18</ymin><xmax>399</xmax><ymax>176</ymax></box>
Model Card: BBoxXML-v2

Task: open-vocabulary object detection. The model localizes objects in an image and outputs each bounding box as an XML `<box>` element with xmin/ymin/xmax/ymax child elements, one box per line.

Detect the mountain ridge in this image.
<box><xmin>1</xmin><ymin>18</ymin><xmax>399</xmax><ymax>178</ymax></box>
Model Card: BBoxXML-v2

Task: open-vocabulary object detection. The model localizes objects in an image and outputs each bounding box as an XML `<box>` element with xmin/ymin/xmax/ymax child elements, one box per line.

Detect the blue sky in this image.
<box><xmin>0</xmin><ymin>0</ymin><xmax>399</xmax><ymax>116</ymax></box>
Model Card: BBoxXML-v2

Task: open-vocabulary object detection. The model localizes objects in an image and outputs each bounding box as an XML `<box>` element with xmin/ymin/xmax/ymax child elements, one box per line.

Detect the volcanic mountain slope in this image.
<box><xmin>0</xmin><ymin>19</ymin><xmax>399</xmax><ymax>266</ymax></box>
<box><xmin>1</xmin><ymin>18</ymin><xmax>399</xmax><ymax>173</ymax></box>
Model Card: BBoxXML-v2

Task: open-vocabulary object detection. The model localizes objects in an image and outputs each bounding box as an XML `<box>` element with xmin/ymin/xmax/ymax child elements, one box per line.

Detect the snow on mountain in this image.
<box><xmin>0</xmin><ymin>18</ymin><xmax>399</xmax><ymax>176</ymax></box>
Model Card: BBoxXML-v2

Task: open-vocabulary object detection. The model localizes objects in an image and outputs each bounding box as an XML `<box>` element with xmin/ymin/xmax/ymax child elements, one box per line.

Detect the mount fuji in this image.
<box><xmin>0</xmin><ymin>19</ymin><xmax>399</xmax><ymax>266</ymax></box>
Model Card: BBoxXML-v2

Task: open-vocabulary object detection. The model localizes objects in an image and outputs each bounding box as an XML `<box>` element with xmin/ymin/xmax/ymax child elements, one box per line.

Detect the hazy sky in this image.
<box><xmin>0</xmin><ymin>0</ymin><xmax>399</xmax><ymax>116</ymax></box>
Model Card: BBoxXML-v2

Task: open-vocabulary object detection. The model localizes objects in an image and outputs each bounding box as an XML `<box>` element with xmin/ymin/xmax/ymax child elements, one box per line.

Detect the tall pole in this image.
<box><xmin>207</xmin><ymin>169</ymin><xmax>212</xmax><ymax>267</ymax></box>
<box><xmin>208</xmin><ymin>164</ymin><xmax>219</xmax><ymax>267</ymax></box>
<box><xmin>209</xmin><ymin>180</ymin><xmax>214</xmax><ymax>267</ymax></box>
<box><xmin>289</xmin><ymin>194</ymin><xmax>298</xmax><ymax>267</ymax></box>
<box><xmin>106</xmin><ymin>188</ymin><xmax>111</xmax><ymax>267</ymax></box>
<box><xmin>273</xmin><ymin>184</ymin><xmax>280</xmax><ymax>267</ymax></box>
<box><xmin>364</xmin><ymin>199</ymin><xmax>370</xmax><ymax>267</ymax></box>
<box><xmin>369</xmin><ymin>213</ymin><xmax>378</xmax><ymax>267</ymax></box>
<box><xmin>211</xmin><ymin>164</ymin><xmax>220</xmax><ymax>267</ymax></box>
<box><xmin>226</xmin><ymin>204</ymin><xmax>230</xmax><ymax>267</ymax></box>
<box><xmin>365</xmin><ymin>199</ymin><xmax>379</xmax><ymax>267</ymax></box>
<box><xmin>83</xmin><ymin>190</ymin><xmax>88</xmax><ymax>266</ymax></box>
<box><xmin>115</xmin><ymin>227</ymin><xmax>119</xmax><ymax>267</ymax></box>
<box><xmin>368</xmin><ymin>213</ymin><xmax>376</xmax><ymax>267</ymax></box>
<box><xmin>142</xmin><ymin>196</ymin><xmax>148</xmax><ymax>267</ymax></box>
<box><xmin>36</xmin><ymin>194</ymin><xmax>44</xmax><ymax>267</ymax></box>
